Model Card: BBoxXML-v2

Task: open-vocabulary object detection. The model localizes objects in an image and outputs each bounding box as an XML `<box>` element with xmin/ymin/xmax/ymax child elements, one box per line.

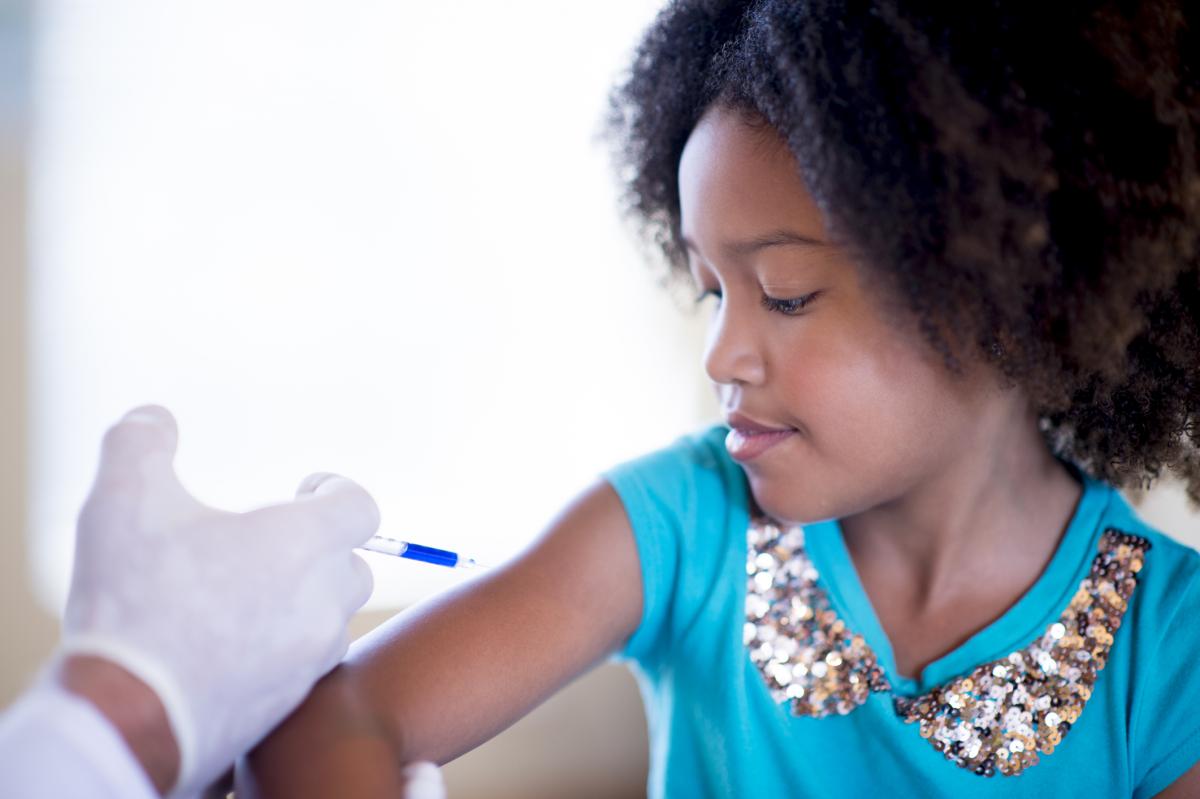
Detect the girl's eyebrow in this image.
<box><xmin>681</xmin><ymin>229</ymin><xmax>830</xmax><ymax>260</ymax></box>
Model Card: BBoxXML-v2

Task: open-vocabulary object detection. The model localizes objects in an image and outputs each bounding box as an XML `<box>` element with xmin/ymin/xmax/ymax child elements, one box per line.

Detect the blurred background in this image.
<box><xmin>1</xmin><ymin>2</ymin><xmax>1197</xmax><ymax>797</ymax></box>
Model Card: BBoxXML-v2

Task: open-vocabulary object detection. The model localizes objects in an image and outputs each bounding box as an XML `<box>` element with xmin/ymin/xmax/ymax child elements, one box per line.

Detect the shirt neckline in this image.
<box><xmin>801</xmin><ymin>461</ymin><xmax>1114</xmax><ymax>696</ymax></box>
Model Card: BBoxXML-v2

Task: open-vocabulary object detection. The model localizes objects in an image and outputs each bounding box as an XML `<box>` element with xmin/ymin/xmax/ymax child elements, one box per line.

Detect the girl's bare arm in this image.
<box><xmin>240</xmin><ymin>478</ymin><xmax>644</xmax><ymax>798</ymax></box>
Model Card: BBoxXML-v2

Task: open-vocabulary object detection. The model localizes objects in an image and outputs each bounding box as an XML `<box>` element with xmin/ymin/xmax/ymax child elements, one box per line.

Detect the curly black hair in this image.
<box><xmin>606</xmin><ymin>0</ymin><xmax>1200</xmax><ymax>507</ymax></box>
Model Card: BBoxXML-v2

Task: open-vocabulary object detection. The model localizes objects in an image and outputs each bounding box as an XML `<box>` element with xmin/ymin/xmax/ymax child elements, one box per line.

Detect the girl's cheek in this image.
<box><xmin>783</xmin><ymin>326</ymin><xmax>872</xmax><ymax>398</ymax></box>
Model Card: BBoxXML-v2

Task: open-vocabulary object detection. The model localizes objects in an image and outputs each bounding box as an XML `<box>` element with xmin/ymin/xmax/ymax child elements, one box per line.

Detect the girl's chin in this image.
<box><xmin>746</xmin><ymin>475</ymin><xmax>843</xmax><ymax>527</ymax></box>
<box><xmin>747</xmin><ymin>480</ymin><xmax>804</xmax><ymax>525</ymax></box>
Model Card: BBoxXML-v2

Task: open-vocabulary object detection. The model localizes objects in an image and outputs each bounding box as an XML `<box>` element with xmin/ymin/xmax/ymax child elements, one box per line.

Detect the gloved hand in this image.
<box><xmin>58</xmin><ymin>405</ymin><xmax>378</xmax><ymax>798</ymax></box>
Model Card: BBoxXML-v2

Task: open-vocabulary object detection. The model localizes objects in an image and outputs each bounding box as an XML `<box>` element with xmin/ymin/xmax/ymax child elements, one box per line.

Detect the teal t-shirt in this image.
<box><xmin>602</xmin><ymin>424</ymin><xmax>1200</xmax><ymax>798</ymax></box>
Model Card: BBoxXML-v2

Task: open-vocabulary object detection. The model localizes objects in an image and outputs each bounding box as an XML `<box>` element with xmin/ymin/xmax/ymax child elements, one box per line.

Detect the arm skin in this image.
<box><xmin>240</xmin><ymin>479</ymin><xmax>644</xmax><ymax>798</ymax></box>
<box><xmin>244</xmin><ymin>474</ymin><xmax>1200</xmax><ymax>798</ymax></box>
<box><xmin>58</xmin><ymin>655</ymin><xmax>181</xmax><ymax>794</ymax></box>
<box><xmin>1155</xmin><ymin>761</ymin><xmax>1200</xmax><ymax>798</ymax></box>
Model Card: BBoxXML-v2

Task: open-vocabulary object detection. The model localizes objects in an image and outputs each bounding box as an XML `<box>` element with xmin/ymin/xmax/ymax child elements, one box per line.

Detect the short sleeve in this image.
<box><xmin>1132</xmin><ymin>554</ymin><xmax>1200</xmax><ymax>799</ymax></box>
<box><xmin>602</xmin><ymin>442</ymin><xmax>687</xmax><ymax>662</ymax></box>
<box><xmin>600</xmin><ymin>425</ymin><xmax>746</xmax><ymax>665</ymax></box>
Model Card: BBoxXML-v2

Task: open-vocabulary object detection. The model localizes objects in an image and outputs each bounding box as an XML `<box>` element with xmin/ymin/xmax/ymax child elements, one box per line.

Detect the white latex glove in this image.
<box><xmin>401</xmin><ymin>762</ymin><xmax>448</xmax><ymax>799</ymax></box>
<box><xmin>58</xmin><ymin>405</ymin><xmax>378</xmax><ymax>798</ymax></box>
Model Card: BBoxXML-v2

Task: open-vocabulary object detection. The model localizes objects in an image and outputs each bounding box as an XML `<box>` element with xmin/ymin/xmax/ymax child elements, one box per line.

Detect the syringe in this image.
<box><xmin>358</xmin><ymin>535</ymin><xmax>485</xmax><ymax>570</ymax></box>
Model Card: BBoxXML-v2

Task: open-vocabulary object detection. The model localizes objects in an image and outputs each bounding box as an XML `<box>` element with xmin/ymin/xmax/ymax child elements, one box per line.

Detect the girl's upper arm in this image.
<box><xmin>242</xmin><ymin>477</ymin><xmax>643</xmax><ymax>798</ymax></box>
<box><xmin>1153</xmin><ymin>760</ymin><xmax>1200</xmax><ymax>799</ymax></box>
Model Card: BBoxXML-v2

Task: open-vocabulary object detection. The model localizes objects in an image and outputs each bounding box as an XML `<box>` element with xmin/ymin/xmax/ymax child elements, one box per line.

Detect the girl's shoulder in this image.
<box><xmin>605</xmin><ymin>423</ymin><xmax>733</xmax><ymax>478</ymax></box>
<box><xmin>601</xmin><ymin>423</ymin><xmax>745</xmax><ymax>526</ymax></box>
<box><xmin>601</xmin><ymin>424</ymin><xmax>748</xmax><ymax>663</ymax></box>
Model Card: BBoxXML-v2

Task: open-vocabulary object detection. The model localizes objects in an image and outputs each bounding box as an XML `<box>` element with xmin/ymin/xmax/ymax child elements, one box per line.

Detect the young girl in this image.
<box><xmin>242</xmin><ymin>1</ymin><xmax>1200</xmax><ymax>796</ymax></box>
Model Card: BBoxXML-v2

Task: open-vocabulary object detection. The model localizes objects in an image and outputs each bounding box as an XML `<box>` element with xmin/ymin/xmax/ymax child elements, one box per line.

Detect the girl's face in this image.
<box><xmin>679</xmin><ymin>105</ymin><xmax>1011</xmax><ymax>525</ymax></box>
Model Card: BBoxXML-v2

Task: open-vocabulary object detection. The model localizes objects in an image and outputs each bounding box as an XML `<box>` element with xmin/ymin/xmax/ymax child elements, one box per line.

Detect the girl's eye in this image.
<box><xmin>761</xmin><ymin>291</ymin><xmax>819</xmax><ymax>316</ymax></box>
<box><xmin>693</xmin><ymin>287</ymin><xmax>819</xmax><ymax>315</ymax></box>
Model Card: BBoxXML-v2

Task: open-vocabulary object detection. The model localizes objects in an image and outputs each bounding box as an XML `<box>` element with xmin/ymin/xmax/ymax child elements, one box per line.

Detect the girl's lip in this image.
<box><xmin>724</xmin><ymin>411</ymin><xmax>793</xmax><ymax>435</ymax></box>
<box><xmin>725</xmin><ymin>427</ymin><xmax>796</xmax><ymax>462</ymax></box>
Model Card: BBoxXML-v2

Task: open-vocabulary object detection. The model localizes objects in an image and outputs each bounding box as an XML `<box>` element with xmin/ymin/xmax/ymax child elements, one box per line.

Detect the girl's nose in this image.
<box><xmin>703</xmin><ymin>297</ymin><xmax>766</xmax><ymax>387</ymax></box>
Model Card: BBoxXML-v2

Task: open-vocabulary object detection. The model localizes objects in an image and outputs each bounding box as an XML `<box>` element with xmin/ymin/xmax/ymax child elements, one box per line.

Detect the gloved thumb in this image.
<box><xmin>294</xmin><ymin>472</ymin><xmax>381</xmax><ymax>549</ymax></box>
<box><xmin>82</xmin><ymin>405</ymin><xmax>209</xmax><ymax>537</ymax></box>
<box><xmin>90</xmin><ymin>405</ymin><xmax>180</xmax><ymax>495</ymax></box>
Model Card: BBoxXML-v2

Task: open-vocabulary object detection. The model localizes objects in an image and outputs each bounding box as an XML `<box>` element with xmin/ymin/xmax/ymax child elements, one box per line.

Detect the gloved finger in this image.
<box><xmin>88</xmin><ymin>405</ymin><xmax>181</xmax><ymax>500</ymax></box>
<box><xmin>335</xmin><ymin>552</ymin><xmax>375</xmax><ymax>619</ymax></box>
<box><xmin>236</xmin><ymin>474</ymin><xmax>379</xmax><ymax>559</ymax></box>
<box><xmin>102</xmin><ymin>404</ymin><xmax>178</xmax><ymax>463</ymax></box>
<box><xmin>315</xmin><ymin>628</ymin><xmax>354</xmax><ymax>679</ymax></box>
<box><xmin>401</xmin><ymin>762</ymin><xmax>447</xmax><ymax>799</ymax></box>
<box><xmin>295</xmin><ymin>471</ymin><xmax>338</xmax><ymax>498</ymax></box>
<box><xmin>294</xmin><ymin>473</ymin><xmax>381</xmax><ymax>549</ymax></box>
<box><xmin>290</xmin><ymin>554</ymin><xmax>372</xmax><ymax>677</ymax></box>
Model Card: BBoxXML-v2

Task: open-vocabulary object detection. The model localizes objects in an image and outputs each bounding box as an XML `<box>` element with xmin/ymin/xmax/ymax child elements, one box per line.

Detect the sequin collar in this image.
<box><xmin>745</xmin><ymin>518</ymin><xmax>1150</xmax><ymax>777</ymax></box>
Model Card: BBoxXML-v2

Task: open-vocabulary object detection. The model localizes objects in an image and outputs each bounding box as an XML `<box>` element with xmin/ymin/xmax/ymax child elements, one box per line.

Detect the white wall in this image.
<box><xmin>29</xmin><ymin>0</ymin><xmax>711</xmax><ymax>615</ymax></box>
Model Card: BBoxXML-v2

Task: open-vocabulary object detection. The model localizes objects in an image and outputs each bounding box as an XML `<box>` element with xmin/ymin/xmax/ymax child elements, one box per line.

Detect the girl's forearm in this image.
<box><xmin>240</xmin><ymin>667</ymin><xmax>411</xmax><ymax>799</ymax></box>
<box><xmin>242</xmin><ymin>480</ymin><xmax>643</xmax><ymax>798</ymax></box>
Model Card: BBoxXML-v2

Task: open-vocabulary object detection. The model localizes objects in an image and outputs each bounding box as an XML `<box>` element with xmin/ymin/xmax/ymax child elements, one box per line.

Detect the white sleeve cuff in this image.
<box><xmin>0</xmin><ymin>681</ymin><xmax>160</xmax><ymax>799</ymax></box>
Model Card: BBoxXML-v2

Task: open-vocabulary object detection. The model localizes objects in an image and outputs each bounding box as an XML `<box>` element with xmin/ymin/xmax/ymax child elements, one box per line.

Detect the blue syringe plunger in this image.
<box><xmin>360</xmin><ymin>535</ymin><xmax>481</xmax><ymax>569</ymax></box>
